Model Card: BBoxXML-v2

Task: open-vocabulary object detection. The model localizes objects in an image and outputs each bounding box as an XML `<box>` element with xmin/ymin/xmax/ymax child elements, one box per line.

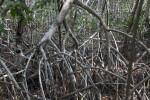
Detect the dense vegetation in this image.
<box><xmin>0</xmin><ymin>0</ymin><xmax>150</xmax><ymax>100</ymax></box>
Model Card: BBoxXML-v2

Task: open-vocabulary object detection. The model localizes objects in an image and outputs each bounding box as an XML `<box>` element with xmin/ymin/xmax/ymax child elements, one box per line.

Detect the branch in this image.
<box><xmin>40</xmin><ymin>0</ymin><xmax>75</xmax><ymax>43</ymax></box>
<box><xmin>74</xmin><ymin>0</ymin><xmax>109</xmax><ymax>30</ymax></box>
<box><xmin>0</xmin><ymin>59</ymin><xmax>21</xmax><ymax>89</ymax></box>
<box><xmin>25</xmin><ymin>0</ymin><xmax>75</xmax><ymax>55</ymax></box>
<box><xmin>125</xmin><ymin>0</ymin><xmax>144</xmax><ymax>99</ymax></box>
<box><xmin>108</xmin><ymin>29</ymin><xmax>150</xmax><ymax>55</ymax></box>
<box><xmin>129</xmin><ymin>75</ymin><xmax>150</xmax><ymax>96</ymax></box>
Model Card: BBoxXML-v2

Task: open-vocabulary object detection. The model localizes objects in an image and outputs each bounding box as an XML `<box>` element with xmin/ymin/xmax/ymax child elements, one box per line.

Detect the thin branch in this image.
<box><xmin>129</xmin><ymin>75</ymin><xmax>150</xmax><ymax>96</ymax></box>
<box><xmin>0</xmin><ymin>59</ymin><xmax>21</xmax><ymax>89</ymax></box>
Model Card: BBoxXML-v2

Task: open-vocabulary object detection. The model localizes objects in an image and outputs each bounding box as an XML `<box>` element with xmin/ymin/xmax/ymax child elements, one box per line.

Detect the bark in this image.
<box><xmin>125</xmin><ymin>0</ymin><xmax>144</xmax><ymax>100</ymax></box>
<box><xmin>57</xmin><ymin>0</ymin><xmax>63</xmax><ymax>50</ymax></box>
<box><xmin>145</xmin><ymin>0</ymin><xmax>150</xmax><ymax>29</ymax></box>
<box><xmin>15</xmin><ymin>0</ymin><xmax>26</xmax><ymax>66</ymax></box>
<box><xmin>123</xmin><ymin>0</ymin><xmax>139</xmax><ymax>59</ymax></box>
<box><xmin>16</xmin><ymin>0</ymin><xmax>26</xmax><ymax>47</ymax></box>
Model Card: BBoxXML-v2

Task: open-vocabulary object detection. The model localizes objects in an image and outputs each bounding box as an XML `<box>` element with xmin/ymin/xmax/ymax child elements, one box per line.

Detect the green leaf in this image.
<box><xmin>21</xmin><ymin>19</ymin><xmax>27</xmax><ymax>26</ymax></box>
<box><xmin>19</xmin><ymin>2</ymin><xmax>28</xmax><ymax>10</ymax></box>
<box><xmin>2</xmin><ymin>29</ymin><xmax>7</xmax><ymax>35</ymax></box>
<box><xmin>0</xmin><ymin>24</ymin><xmax>8</xmax><ymax>35</ymax></box>
<box><xmin>10</xmin><ymin>8</ymin><xmax>16</xmax><ymax>18</ymax></box>
<box><xmin>11</xmin><ymin>2</ymin><xmax>18</xmax><ymax>8</ymax></box>
<box><xmin>21</xmin><ymin>11</ymin><xmax>26</xmax><ymax>17</ymax></box>
<box><xmin>0</xmin><ymin>24</ymin><xmax>4</xmax><ymax>29</ymax></box>
<box><xmin>27</xmin><ymin>16</ymin><xmax>33</xmax><ymax>21</ymax></box>
<box><xmin>83</xmin><ymin>18</ymin><xmax>86</xmax><ymax>23</ymax></box>
<box><xmin>26</xmin><ymin>10</ymin><xmax>32</xmax><ymax>14</ymax></box>
<box><xmin>5</xmin><ymin>1</ymin><xmax>14</xmax><ymax>6</ymax></box>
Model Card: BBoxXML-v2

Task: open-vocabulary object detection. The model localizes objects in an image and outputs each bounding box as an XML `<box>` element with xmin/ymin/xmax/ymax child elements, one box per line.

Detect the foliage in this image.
<box><xmin>3</xmin><ymin>0</ymin><xmax>32</xmax><ymax>26</ymax></box>
<box><xmin>35</xmin><ymin>0</ymin><xmax>55</xmax><ymax>8</ymax></box>
<box><xmin>0</xmin><ymin>23</ymin><xmax>7</xmax><ymax>36</ymax></box>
